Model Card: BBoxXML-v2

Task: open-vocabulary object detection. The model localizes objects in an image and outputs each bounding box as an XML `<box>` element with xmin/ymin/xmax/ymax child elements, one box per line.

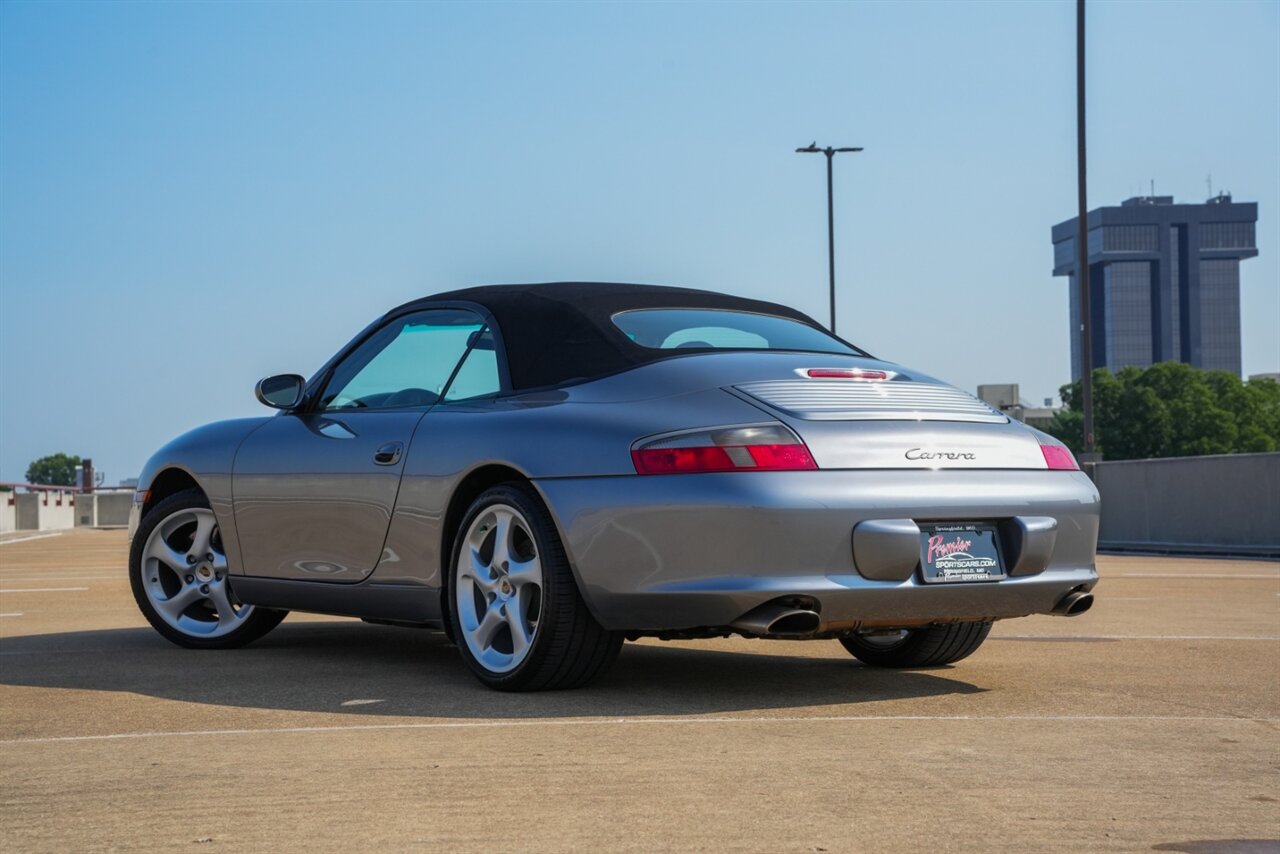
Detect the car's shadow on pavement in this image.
<box><xmin>0</xmin><ymin>618</ymin><xmax>986</xmax><ymax>719</ymax></box>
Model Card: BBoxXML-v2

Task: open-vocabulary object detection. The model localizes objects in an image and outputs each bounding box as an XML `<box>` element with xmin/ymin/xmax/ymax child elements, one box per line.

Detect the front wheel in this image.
<box><xmin>448</xmin><ymin>483</ymin><xmax>622</xmax><ymax>691</ymax></box>
<box><xmin>129</xmin><ymin>489</ymin><xmax>286</xmax><ymax>649</ymax></box>
<box><xmin>840</xmin><ymin>621</ymin><xmax>992</xmax><ymax>668</ymax></box>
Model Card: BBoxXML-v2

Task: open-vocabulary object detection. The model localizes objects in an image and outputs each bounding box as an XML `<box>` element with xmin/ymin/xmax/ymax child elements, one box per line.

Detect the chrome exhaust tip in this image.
<box><xmin>1052</xmin><ymin>590</ymin><xmax>1094</xmax><ymax>617</ymax></box>
<box><xmin>765</xmin><ymin>609</ymin><xmax>822</xmax><ymax>635</ymax></box>
<box><xmin>731</xmin><ymin>602</ymin><xmax>822</xmax><ymax>637</ymax></box>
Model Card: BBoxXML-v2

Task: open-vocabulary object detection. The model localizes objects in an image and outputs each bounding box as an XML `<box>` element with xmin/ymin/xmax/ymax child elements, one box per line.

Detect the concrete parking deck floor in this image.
<box><xmin>1</xmin><ymin>530</ymin><xmax>1277</xmax><ymax>852</ymax></box>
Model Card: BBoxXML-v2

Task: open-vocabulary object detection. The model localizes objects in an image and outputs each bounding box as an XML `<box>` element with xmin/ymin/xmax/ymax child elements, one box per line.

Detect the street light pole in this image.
<box><xmin>1075</xmin><ymin>0</ymin><xmax>1096</xmax><ymax>460</ymax></box>
<box><xmin>797</xmin><ymin>143</ymin><xmax>863</xmax><ymax>335</ymax></box>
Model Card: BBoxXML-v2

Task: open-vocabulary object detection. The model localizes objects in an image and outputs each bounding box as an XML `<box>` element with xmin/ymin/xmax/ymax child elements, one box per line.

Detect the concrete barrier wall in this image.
<box><xmin>75</xmin><ymin>493</ymin><xmax>131</xmax><ymax>528</ymax></box>
<box><xmin>74</xmin><ymin>494</ymin><xmax>94</xmax><ymax>527</ymax></box>
<box><xmin>98</xmin><ymin>493</ymin><xmax>132</xmax><ymax>526</ymax></box>
<box><xmin>42</xmin><ymin>492</ymin><xmax>75</xmax><ymax>530</ymax></box>
<box><xmin>14</xmin><ymin>491</ymin><xmax>76</xmax><ymax>532</ymax></box>
<box><xmin>1094</xmin><ymin>452</ymin><xmax>1280</xmax><ymax>555</ymax></box>
<box><xmin>16</xmin><ymin>493</ymin><xmax>40</xmax><ymax>529</ymax></box>
<box><xmin>1</xmin><ymin>491</ymin><xmax>130</xmax><ymax>532</ymax></box>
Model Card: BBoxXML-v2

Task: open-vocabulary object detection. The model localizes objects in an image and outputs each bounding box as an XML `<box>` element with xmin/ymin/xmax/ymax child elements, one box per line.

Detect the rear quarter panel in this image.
<box><xmin>376</xmin><ymin>387</ymin><xmax>774</xmax><ymax>591</ymax></box>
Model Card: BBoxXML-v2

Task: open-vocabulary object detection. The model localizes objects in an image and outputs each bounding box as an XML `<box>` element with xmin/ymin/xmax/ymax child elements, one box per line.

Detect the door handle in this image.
<box><xmin>373</xmin><ymin>442</ymin><xmax>403</xmax><ymax>466</ymax></box>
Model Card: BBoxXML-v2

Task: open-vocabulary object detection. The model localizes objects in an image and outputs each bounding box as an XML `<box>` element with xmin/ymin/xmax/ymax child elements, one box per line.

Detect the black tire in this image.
<box><xmin>447</xmin><ymin>483</ymin><xmax>622</xmax><ymax>691</ymax></box>
<box><xmin>129</xmin><ymin>488</ymin><xmax>286</xmax><ymax>650</ymax></box>
<box><xmin>840</xmin><ymin>621</ymin><xmax>992</xmax><ymax>668</ymax></box>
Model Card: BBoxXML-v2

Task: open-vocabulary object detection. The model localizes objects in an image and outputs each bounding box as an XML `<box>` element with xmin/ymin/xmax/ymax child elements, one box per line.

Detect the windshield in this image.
<box><xmin>612</xmin><ymin>309</ymin><xmax>860</xmax><ymax>355</ymax></box>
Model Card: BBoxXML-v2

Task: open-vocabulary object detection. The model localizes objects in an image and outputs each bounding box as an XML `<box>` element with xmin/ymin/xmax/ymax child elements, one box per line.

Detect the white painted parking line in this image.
<box><xmin>0</xmin><ymin>568</ymin><xmax>129</xmax><ymax>575</ymax></box>
<box><xmin>0</xmin><ymin>576</ymin><xmax>121</xmax><ymax>582</ymax></box>
<box><xmin>0</xmin><ymin>587</ymin><xmax>89</xmax><ymax>593</ymax></box>
<box><xmin>1113</xmin><ymin>572</ymin><xmax>1279</xmax><ymax>579</ymax></box>
<box><xmin>0</xmin><ymin>532</ymin><xmax>65</xmax><ymax>546</ymax></box>
<box><xmin>999</xmin><ymin>634</ymin><xmax>1280</xmax><ymax>641</ymax></box>
<box><xmin>0</xmin><ymin>649</ymin><xmax>101</xmax><ymax>656</ymax></box>
<box><xmin>0</xmin><ymin>612</ymin><xmax>24</xmax><ymax>617</ymax></box>
<box><xmin>4</xmin><ymin>713</ymin><xmax>1275</xmax><ymax>746</ymax></box>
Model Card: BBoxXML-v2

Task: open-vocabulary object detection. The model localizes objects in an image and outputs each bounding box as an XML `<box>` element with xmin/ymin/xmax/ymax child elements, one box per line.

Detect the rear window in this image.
<box><xmin>612</xmin><ymin>309</ymin><xmax>858</xmax><ymax>355</ymax></box>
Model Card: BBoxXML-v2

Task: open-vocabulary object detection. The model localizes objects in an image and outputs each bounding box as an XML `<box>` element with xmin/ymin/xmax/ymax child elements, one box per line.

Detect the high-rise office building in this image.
<box><xmin>1051</xmin><ymin>194</ymin><xmax>1258</xmax><ymax>378</ymax></box>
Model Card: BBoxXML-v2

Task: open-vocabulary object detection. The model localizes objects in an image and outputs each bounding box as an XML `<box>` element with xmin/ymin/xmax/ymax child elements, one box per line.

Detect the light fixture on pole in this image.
<box><xmin>796</xmin><ymin>142</ymin><xmax>863</xmax><ymax>335</ymax></box>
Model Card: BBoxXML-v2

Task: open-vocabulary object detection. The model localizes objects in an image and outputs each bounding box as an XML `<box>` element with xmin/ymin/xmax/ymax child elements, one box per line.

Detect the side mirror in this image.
<box><xmin>255</xmin><ymin>374</ymin><xmax>306</xmax><ymax>410</ymax></box>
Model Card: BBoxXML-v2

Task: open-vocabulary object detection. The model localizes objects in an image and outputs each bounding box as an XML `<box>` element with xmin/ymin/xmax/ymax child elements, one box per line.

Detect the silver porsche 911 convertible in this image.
<box><xmin>128</xmin><ymin>282</ymin><xmax>1099</xmax><ymax>691</ymax></box>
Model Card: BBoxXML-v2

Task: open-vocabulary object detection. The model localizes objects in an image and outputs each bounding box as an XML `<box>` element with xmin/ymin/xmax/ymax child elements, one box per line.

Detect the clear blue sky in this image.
<box><xmin>1</xmin><ymin>0</ymin><xmax>1276</xmax><ymax>484</ymax></box>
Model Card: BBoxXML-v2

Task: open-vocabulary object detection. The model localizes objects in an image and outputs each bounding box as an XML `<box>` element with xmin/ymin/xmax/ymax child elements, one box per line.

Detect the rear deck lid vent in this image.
<box><xmin>734</xmin><ymin>379</ymin><xmax>1008</xmax><ymax>423</ymax></box>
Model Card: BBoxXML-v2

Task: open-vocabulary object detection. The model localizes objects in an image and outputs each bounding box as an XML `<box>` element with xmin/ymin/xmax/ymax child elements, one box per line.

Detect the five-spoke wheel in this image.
<box><xmin>448</xmin><ymin>484</ymin><xmax>622</xmax><ymax>691</ymax></box>
<box><xmin>129</xmin><ymin>489</ymin><xmax>285</xmax><ymax>649</ymax></box>
<box><xmin>455</xmin><ymin>503</ymin><xmax>544</xmax><ymax>673</ymax></box>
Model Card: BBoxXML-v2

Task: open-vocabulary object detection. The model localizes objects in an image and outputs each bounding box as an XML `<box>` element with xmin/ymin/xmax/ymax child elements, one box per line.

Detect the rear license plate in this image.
<box><xmin>919</xmin><ymin>523</ymin><xmax>1005</xmax><ymax>583</ymax></box>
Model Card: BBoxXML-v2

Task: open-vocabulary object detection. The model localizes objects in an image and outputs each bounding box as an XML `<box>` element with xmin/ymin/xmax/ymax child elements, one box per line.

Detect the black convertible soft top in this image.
<box><xmin>397</xmin><ymin>282</ymin><xmax>835</xmax><ymax>391</ymax></box>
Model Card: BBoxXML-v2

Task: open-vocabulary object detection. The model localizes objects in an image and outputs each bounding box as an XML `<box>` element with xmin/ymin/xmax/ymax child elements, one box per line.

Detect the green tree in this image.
<box><xmin>1106</xmin><ymin>375</ymin><xmax>1170</xmax><ymax>459</ymax></box>
<box><xmin>1217</xmin><ymin>374</ymin><xmax>1280</xmax><ymax>453</ymax></box>
<box><xmin>1045</xmin><ymin>364</ymin><xmax>1280</xmax><ymax>460</ymax></box>
<box><xmin>1165</xmin><ymin>381</ymin><xmax>1236</xmax><ymax>456</ymax></box>
<box><xmin>25</xmin><ymin>453</ymin><xmax>82</xmax><ymax>486</ymax></box>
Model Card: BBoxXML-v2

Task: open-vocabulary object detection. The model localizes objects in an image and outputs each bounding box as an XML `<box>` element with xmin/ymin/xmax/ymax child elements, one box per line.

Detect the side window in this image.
<box><xmin>320</xmin><ymin>309</ymin><xmax>484</xmax><ymax>410</ymax></box>
<box><xmin>444</xmin><ymin>328</ymin><xmax>501</xmax><ymax>401</ymax></box>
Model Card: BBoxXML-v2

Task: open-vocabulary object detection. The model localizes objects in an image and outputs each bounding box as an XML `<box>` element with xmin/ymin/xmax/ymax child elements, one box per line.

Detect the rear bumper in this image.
<box><xmin>535</xmin><ymin>469</ymin><xmax>1100</xmax><ymax>632</ymax></box>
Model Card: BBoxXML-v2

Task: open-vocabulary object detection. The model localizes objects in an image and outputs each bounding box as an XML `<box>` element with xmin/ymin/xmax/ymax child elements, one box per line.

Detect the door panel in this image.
<box><xmin>233</xmin><ymin>308</ymin><xmax>489</xmax><ymax>582</ymax></box>
<box><xmin>232</xmin><ymin>411</ymin><xmax>425</xmax><ymax>581</ymax></box>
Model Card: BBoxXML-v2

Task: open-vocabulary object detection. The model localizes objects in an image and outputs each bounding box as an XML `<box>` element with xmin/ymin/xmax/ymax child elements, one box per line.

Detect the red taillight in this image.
<box><xmin>1040</xmin><ymin>444</ymin><xmax>1079</xmax><ymax>471</ymax></box>
<box><xmin>631</xmin><ymin>425</ymin><xmax>818</xmax><ymax>475</ymax></box>
<box><xmin>739</xmin><ymin>443</ymin><xmax>816</xmax><ymax>469</ymax></box>
<box><xmin>805</xmin><ymin>368</ymin><xmax>888</xmax><ymax>380</ymax></box>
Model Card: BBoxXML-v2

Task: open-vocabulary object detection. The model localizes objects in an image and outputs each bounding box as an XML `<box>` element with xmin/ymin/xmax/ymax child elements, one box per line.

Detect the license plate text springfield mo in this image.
<box><xmin>919</xmin><ymin>523</ymin><xmax>1006</xmax><ymax>583</ymax></box>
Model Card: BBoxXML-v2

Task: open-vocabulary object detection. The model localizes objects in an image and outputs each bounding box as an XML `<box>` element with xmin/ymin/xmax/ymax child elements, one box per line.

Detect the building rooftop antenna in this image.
<box><xmin>1207</xmin><ymin>174</ymin><xmax>1213</xmax><ymax>199</ymax></box>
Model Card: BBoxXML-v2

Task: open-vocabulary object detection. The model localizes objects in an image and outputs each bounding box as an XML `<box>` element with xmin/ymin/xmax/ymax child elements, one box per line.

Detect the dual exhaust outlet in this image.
<box><xmin>729</xmin><ymin>588</ymin><xmax>1096</xmax><ymax>638</ymax></box>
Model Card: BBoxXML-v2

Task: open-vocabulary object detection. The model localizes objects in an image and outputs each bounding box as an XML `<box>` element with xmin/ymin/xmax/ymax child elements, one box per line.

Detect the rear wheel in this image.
<box><xmin>840</xmin><ymin>621</ymin><xmax>992</xmax><ymax>668</ymax></box>
<box><xmin>448</xmin><ymin>483</ymin><xmax>622</xmax><ymax>691</ymax></box>
<box><xmin>129</xmin><ymin>489</ymin><xmax>286</xmax><ymax>649</ymax></box>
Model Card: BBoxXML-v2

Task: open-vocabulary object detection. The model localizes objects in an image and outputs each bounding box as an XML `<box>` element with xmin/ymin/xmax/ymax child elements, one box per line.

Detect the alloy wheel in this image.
<box><xmin>139</xmin><ymin>507</ymin><xmax>253</xmax><ymax>638</ymax></box>
<box><xmin>455</xmin><ymin>504</ymin><xmax>544</xmax><ymax>674</ymax></box>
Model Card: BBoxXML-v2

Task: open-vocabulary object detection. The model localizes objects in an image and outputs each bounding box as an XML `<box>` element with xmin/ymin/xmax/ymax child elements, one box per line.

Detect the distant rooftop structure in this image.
<box><xmin>1121</xmin><ymin>195</ymin><xmax>1176</xmax><ymax>207</ymax></box>
<box><xmin>1052</xmin><ymin>193</ymin><xmax>1258</xmax><ymax>379</ymax></box>
<box><xmin>977</xmin><ymin>384</ymin><xmax>1059</xmax><ymax>429</ymax></box>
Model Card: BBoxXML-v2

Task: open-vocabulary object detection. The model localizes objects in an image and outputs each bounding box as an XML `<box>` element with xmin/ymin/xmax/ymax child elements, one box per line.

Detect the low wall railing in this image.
<box><xmin>1092</xmin><ymin>452</ymin><xmax>1280</xmax><ymax>558</ymax></box>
